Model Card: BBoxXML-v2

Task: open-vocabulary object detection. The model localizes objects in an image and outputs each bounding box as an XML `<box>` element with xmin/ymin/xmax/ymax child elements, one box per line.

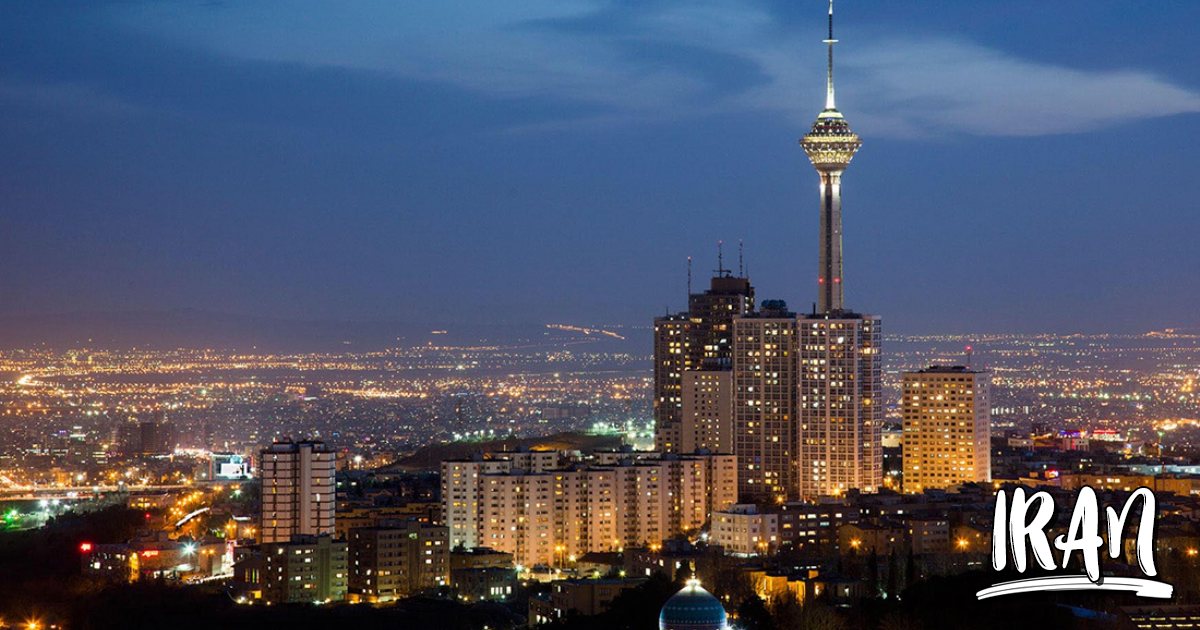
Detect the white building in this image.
<box><xmin>441</xmin><ymin>458</ymin><xmax>514</xmax><ymax>549</ymax></box>
<box><xmin>444</xmin><ymin>450</ymin><xmax>736</xmax><ymax>569</ymax></box>
<box><xmin>711</xmin><ymin>504</ymin><xmax>778</xmax><ymax>556</ymax></box>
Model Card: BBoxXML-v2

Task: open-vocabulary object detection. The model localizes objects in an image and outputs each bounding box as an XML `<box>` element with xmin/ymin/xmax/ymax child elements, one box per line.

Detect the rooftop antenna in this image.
<box><xmin>687</xmin><ymin>256</ymin><xmax>693</xmax><ymax>296</ymax></box>
<box><xmin>965</xmin><ymin>344</ymin><xmax>974</xmax><ymax>368</ymax></box>
<box><xmin>738</xmin><ymin>240</ymin><xmax>745</xmax><ymax>277</ymax></box>
<box><xmin>716</xmin><ymin>240</ymin><xmax>729</xmax><ymax>277</ymax></box>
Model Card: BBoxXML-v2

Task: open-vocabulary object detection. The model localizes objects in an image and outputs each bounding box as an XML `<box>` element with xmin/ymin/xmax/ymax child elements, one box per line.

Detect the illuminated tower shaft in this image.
<box><xmin>817</xmin><ymin>171</ymin><xmax>845</xmax><ymax>312</ymax></box>
<box><xmin>801</xmin><ymin>0</ymin><xmax>861</xmax><ymax>314</ymax></box>
<box><xmin>794</xmin><ymin>0</ymin><xmax>881</xmax><ymax>500</ymax></box>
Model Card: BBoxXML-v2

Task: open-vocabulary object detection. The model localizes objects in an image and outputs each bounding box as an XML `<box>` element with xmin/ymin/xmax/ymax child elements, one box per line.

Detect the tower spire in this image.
<box><xmin>824</xmin><ymin>0</ymin><xmax>837</xmax><ymax>111</ymax></box>
<box><xmin>801</xmin><ymin>0</ymin><xmax>860</xmax><ymax>314</ymax></box>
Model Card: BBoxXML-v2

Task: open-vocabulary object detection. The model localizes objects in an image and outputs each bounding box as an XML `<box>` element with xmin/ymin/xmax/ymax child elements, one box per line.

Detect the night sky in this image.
<box><xmin>2</xmin><ymin>1</ymin><xmax>1199</xmax><ymax>335</ymax></box>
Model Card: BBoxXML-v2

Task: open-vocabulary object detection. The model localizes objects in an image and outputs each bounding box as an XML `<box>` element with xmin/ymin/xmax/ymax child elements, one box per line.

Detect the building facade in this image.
<box><xmin>654</xmin><ymin>274</ymin><xmax>755</xmax><ymax>453</ymax></box>
<box><xmin>259</xmin><ymin>439</ymin><xmax>336</xmax><ymax>544</ymax></box>
<box><xmin>348</xmin><ymin>522</ymin><xmax>449</xmax><ymax>602</ymax></box>
<box><xmin>529</xmin><ymin>578</ymin><xmax>647</xmax><ymax>625</ymax></box>
<box><xmin>680</xmin><ymin>370</ymin><xmax>733</xmax><ymax>454</ymax></box>
<box><xmin>445</xmin><ymin>451</ymin><xmax>734</xmax><ymax>568</ymax></box>
<box><xmin>901</xmin><ymin>366</ymin><xmax>991</xmax><ymax>493</ymax></box>
<box><xmin>258</xmin><ymin>535</ymin><xmax>348</xmax><ymax>604</ymax></box>
<box><xmin>441</xmin><ymin>457</ymin><xmax>514</xmax><ymax>549</ymax></box>
<box><xmin>732</xmin><ymin>304</ymin><xmax>800</xmax><ymax>503</ymax></box>
<box><xmin>711</xmin><ymin>504</ymin><xmax>780</xmax><ymax>556</ymax></box>
<box><xmin>797</xmin><ymin>314</ymin><xmax>882</xmax><ymax>499</ymax></box>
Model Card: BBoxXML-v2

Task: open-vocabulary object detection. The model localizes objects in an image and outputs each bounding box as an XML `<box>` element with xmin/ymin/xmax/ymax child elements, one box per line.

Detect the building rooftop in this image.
<box><xmin>913</xmin><ymin>365</ymin><xmax>984</xmax><ymax>374</ymax></box>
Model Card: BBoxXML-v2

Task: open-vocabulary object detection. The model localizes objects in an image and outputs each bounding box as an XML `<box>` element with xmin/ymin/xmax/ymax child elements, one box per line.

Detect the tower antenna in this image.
<box><xmin>716</xmin><ymin>240</ymin><xmax>729</xmax><ymax>277</ymax></box>
<box><xmin>738</xmin><ymin>240</ymin><xmax>745</xmax><ymax>277</ymax></box>
<box><xmin>824</xmin><ymin>0</ymin><xmax>838</xmax><ymax>111</ymax></box>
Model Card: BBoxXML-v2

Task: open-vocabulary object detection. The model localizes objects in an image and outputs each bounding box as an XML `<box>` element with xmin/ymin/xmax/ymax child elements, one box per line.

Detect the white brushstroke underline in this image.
<box><xmin>976</xmin><ymin>576</ymin><xmax>1173</xmax><ymax>600</ymax></box>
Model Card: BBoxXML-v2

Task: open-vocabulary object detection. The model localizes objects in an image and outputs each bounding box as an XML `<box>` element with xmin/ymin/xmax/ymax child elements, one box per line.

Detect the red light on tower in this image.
<box><xmin>79</xmin><ymin>542</ymin><xmax>93</xmax><ymax>553</ymax></box>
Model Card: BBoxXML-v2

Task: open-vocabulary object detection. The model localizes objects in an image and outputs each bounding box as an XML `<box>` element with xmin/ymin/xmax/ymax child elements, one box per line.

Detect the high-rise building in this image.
<box><xmin>441</xmin><ymin>451</ymin><xmax>562</xmax><ymax>550</ymax></box>
<box><xmin>797</xmin><ymin>314</ymin><xmax>882</xmax><ymax>498</ymax></box>
<box><xmin>442</xmin><ymin>457</ymin><xmax>515</xmax><ymax>549</ymax></box>
<box><xmin>117</xmin><ymin>416</ymin><xmax>175</xmax><ymax>456</ymax></box>
<box><xmin>901</xmin><ymin>366</ymin><xmax>991</xmax><ymax>493</ymax></box>
<box><xmin>348</xmin><ymin>521</ymin><xmax>449</xmax><ymax>602</ymax></box>
<box><xmin>654</xmin><ymin>271</ymin><xmax>754</xmax><ymax>452</ymax></box>
<box><xmin>732</xmin><ymin>301</ymin><xmax>799</xmax><ymax>503</ymax></box>
<box><xmin>794</xmin><ymin>1</ymin><xmax>883</xmax><ymax>500</ymax></box>
<box><xmin>259</xmin><ymin>439</ymin><xmax>336</xmax><ymax>544</ymax></box>
<box><xmin>680</xmin><ymin>370</ymin><xmax>733</xmax><ymax>454</ymax></box>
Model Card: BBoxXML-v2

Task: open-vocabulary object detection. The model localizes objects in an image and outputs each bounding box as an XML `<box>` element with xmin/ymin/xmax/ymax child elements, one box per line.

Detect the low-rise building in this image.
<box><xmin>528</xmin><ymin>578</ymin><xmax>647</xmax><ymax>625</ymax></box>
<box><xmin>451</xmin><ymin>566</ymin><xmax>516</xmax><ymax>602</ymax></box>
<box><xmin>239</xmin><ymin>535</ymin><xmax>348</xmax><ymax>604</ymax></box>
<box><xmin>907</xmin><ymin>518</ymin><xmax>950</xmax><ymax>555</ymax></box>
<box><xmin>711</xmin><ymin>504</ymin><xmax>778</xmax><ymax>556</ymax></box>
<box><xmin>348</xmin><ymin>522</ymin><xmax>448</xmax><ymax>602</ymax></box>
<box><xmin>776</xmin><ymin>501</ymin><xmax>854</xmax><ymax>550</ymax></box>
<box><xmin>81</xmin><ymin>538</ymin><xmax>229</xmax><ymax>583</ymax></box>
<box><xmin>838</xmin><ymin>522</ymin><xmax>904</xmax><ymax>556</ymax></box>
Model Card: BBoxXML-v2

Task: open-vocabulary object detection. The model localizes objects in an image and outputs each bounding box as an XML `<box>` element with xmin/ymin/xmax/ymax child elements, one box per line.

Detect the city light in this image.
<box><xmin>0</xmin><ymin>2</ymin><xmax>1199</xmax><ymax>627</ymax></box>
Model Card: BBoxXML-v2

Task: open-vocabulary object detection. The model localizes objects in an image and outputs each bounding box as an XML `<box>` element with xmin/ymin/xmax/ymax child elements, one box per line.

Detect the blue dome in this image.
<box><xmin>659</xmin><ymin>580</ymin><xmax>727</xmax><ymax>630</ymax></box>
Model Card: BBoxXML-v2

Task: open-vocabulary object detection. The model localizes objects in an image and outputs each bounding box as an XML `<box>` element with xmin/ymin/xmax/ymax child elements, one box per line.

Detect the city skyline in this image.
<box><xmin>3</xmin><ymin>1</ymin><xmax>1200</xmax><ymax>337</ymax></box>
<box><xmin>3</xmin><ymin>3</ymin><xmax>1200</xmax><ymax>629</ymax></box>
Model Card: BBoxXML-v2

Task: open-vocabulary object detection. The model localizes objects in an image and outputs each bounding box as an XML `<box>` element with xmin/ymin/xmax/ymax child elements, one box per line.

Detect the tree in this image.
<box><xmin>904</xmin><ymin>547</ymin><xmax>917</xmax><ymax>593</ymax></box>
<box><xmin>770</xmin><ymin>591</ymin><xmax>845</xmax><ymax>630</ymax></box>
<box><xmin>866</xmin><ymin>549</ymin><xmax>880</xmax><ymax>598</ymax></box>
<box><xmin>885</xmin><ymin>551</ymin><xmax>899</xmax><ymax>600</ymax></box>
<box><xmin>735</xmin><ymin>594</ymin><xmax>773</xmax><ymax>630</ymax></box>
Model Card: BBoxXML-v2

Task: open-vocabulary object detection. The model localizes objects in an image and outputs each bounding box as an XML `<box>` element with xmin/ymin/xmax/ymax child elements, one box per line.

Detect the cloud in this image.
<box><xmin>110</xmin><ymin>0</ymin><xmax>1200</xmax><ymax>137</ymax></box>
<box><xmin>843</xmin><ymin>39</ymin><xmax>1200</xmax><ymax>136</ymax></box>
<box><xmin>0</xmin><ymin>80</ymin><xmax>145</xmax><ymax>119</ymax></box>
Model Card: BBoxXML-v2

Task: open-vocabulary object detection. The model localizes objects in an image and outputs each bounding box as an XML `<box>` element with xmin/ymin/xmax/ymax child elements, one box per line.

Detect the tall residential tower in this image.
<box><xmin>902</xmin><ymin>366</ymin><xmax>991</xmax><ymax>493</ymax></box>
<box><xmin>654</xmin><ymin>265</ymin><xmax>754</xmax><ymax>453</ymax></box>
<box><xmin>259</xmin><ymin>439</ymin><xmax>337</xmax><ymax>544</ymax></box>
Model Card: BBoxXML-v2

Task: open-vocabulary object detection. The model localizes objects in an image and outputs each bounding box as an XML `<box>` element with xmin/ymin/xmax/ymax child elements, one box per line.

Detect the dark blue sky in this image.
<box><xmin>2</xmin><ymin>1</ymin><xmax>1199</xmax><ymax>335</ymax></box>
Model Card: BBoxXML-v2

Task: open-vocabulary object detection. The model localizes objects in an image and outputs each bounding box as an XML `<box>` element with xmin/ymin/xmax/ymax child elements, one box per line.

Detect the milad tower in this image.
<box><xmin>796</xmin><ymin>0</ymin><xmax>882</xmax><ymax>499</ymax></box>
